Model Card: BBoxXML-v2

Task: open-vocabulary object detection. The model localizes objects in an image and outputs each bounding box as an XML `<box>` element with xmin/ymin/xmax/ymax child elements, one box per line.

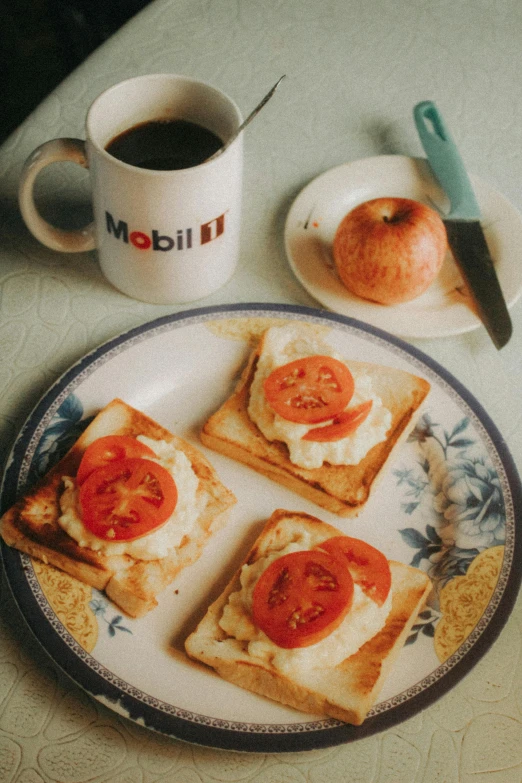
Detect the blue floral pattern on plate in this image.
<box><xmin>89</xmin><ymin>597</ymin><xmax>133</xmax><ymax>637</ymax></box>
<box><xmin>396</xmin><ymin>412</ymin><xmax>506</xmax><ymax>642</ymax></box>
<box><xmin>398</xmin><ymin>413</ymin><xmax>505</xmax><ymax>574</ymax></box>
<box><xmin>28</xmin><ymin>394</ymin><xmax>94</xmax><ymax>486</ymax></box>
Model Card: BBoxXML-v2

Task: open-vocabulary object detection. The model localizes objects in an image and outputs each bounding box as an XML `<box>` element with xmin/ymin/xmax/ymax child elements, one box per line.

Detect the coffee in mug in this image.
<box><xmin>18</xmin><ymin>74</ymin><xmax>243</xmax><ymax>304</ymax></box>
<box><xmin>105</xmin><ymin>118</ymin><xmax>223</xmax><ymax>170</ymax></box>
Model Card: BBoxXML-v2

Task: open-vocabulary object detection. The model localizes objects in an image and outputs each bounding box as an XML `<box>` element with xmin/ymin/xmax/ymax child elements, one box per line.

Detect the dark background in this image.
<box><xmin>1</xmin><ymin>0</ymin><xmax>151</xmax><ymax>144</ymax></box>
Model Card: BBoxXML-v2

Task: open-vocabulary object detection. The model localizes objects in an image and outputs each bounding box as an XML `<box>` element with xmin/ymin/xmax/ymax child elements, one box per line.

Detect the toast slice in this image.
<box><xmin>0</xmin><ymin>398</ymin><xmax>236</xmax><ymax>617</ymax></box>
<box><xmin>201</xmin><ymin>324</ymin><xmax>430</xmax><ymax>516</ymax></box>
<box><xmin>185</xmin><ymin>509</ymin><xmax>432</xmax><ymax>725</ymax></box>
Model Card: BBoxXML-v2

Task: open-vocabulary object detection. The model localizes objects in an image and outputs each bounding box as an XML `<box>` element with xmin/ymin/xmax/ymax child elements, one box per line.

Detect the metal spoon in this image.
<box><xmin>207</xmin><ymin>75</ymin><xmax>286</xmax><ymax>161</ymax></box>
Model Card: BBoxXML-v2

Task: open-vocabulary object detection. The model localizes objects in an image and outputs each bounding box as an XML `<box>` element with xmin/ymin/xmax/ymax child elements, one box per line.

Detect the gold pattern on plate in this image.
<box><xmin>32</xmin><ymin>560</ymin><xmax>98</xmax><ymax>652</ymax></box>
<box><xmin>434</xmin><ymin>545</ymin><xmax>504</xmax><ymax>663</ymax></box>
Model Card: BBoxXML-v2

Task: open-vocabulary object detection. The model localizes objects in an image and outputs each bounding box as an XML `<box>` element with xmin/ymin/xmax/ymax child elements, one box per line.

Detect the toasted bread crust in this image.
<box><xmin>185</xmin><ymin>509</ymin><xmax>432</xmax><ymax>724</ymax></box>
<box><xmin>201</xmin><ymin>331</ymin><xmax>430</xmax><ymax>515</ymax></box>
<box><xmin>0</xmin><ymin>398</ymin><xmax>236</xmax><ymax>617</ymax></box>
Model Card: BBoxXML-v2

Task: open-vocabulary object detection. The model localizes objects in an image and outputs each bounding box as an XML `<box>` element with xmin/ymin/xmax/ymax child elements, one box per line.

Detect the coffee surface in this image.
<box><xmin>105</xmin><ymin>119</ymin><xmax>223</xmax><ymax>170</ymax></box>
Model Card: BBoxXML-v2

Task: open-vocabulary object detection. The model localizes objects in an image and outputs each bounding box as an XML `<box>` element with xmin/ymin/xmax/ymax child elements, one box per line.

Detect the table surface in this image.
<box><xmin>1</xmin><ymin>0</ymin><xmax>522</xmax><ymax>779</ymax></box>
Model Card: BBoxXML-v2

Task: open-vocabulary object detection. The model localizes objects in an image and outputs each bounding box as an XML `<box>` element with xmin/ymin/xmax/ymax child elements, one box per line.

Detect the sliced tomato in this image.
<box><xmin>317</xmin><ymin>536</ymin><xmax>391</xmax><ymax>606</ymax></box>
<box><xmin>302</xmin><ymin>400</ymin><xmax>373</xmax><ymax>442</ymax></box>
<box><xmin>77</xmin><ymin>435</ymin><xmax>156</xmax><ymax>485</ymax></box>
<box><xmin>252</xmin><ymin>549</ymin><xmax>354</xmax><ymax>648</ymax></box>
<box><xmin>263</xmin><ymin>355</ymin><xmax>355</xmax><ymax>424</ymax></box>
<box><xmin>79</xmin><ymin>457</ymin><xmax>177</xmax><ymax>541</ymax></box>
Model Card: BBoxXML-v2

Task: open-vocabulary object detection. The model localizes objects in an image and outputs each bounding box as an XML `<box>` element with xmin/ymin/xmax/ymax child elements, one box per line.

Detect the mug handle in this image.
<box><xmin>18</xmin><ymin>138</ymin><xmax>96</xmax><ymax>252</ymax></box>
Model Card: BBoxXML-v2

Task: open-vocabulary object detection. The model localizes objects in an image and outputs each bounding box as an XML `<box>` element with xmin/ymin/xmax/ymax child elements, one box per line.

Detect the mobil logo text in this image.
<box><xmin>105</xmin><ymin>211</ymin><xmax>226</xmax><ymax>251</ymax></box>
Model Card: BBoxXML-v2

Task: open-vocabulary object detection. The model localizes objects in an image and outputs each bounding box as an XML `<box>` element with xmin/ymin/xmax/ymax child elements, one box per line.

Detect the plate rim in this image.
<box><xmin>1</xmin><ymin>302</ymin><xmax>521</xmax><ymax>753</ymax></box>
<box><xmin>284</xmin><ymin>155</ymin><xmax>522</xmax><ymax>339</ymax></box>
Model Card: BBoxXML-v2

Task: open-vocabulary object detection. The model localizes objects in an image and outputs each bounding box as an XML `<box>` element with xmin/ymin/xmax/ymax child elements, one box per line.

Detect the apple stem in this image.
<box><xmin>383</xmin><ymin>211</ymin><xmax>409</xmax><ymax>224</ymax></box>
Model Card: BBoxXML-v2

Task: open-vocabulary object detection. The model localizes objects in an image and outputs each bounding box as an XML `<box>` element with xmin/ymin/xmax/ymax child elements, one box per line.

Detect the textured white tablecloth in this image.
<box><xmin>0</xmin><ymin>0</ymin><xmax>521</xmax><ymax>779</ymax></box>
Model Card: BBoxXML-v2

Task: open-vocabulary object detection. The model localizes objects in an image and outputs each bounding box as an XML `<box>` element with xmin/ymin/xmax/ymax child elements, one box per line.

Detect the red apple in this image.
<box><xmin>333</xmin><ymin>197</ymin><xmax>447</xmax><ymax>305</ymax></box>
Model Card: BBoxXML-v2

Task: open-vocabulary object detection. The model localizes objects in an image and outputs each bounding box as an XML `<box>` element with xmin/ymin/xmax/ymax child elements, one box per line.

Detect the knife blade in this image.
<box><xmin>413</xmin><ymin>100</ymin><xmax>512</xmax><ymax>349</ymax></box>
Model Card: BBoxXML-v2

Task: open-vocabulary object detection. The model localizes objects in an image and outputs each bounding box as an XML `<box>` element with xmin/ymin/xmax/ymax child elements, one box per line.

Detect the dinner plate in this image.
<box><xmin>1</xmin><ymin>304</ymin><xmax>521</xmax><ymax>753</ymax></box>
<box><xmin>284</xmin><ymin>156</ymin><xmax>522</xmax><ymax>339</ymax></box>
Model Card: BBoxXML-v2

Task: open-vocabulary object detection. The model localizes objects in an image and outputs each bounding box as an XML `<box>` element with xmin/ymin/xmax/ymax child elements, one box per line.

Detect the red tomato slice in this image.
<box><xmin>317</xmin><ymin>536</ymin><xmax>391</xmax><ymax>606</ymax></box>
<box><xmin>302</xmin><ymin>400</ymin><xmax>373</xmax><ymax>442</ymax></box>
<box><xmin>79</xmin><ymin>458</ymin><xmax>178</xmax><ymax>541</ymax></box>
<box><xmin>263</xmin><ymin>355</ymin><xmax>355</xmax><ymax>424</ymax></box>
<box><xmin>77</xmin><ymin>435</ymin><xmax>156</xmax><ymax>485</ymax></box>
<box><xmin>252</xmin><ymin>549</ymin><xmax>354</xmax><ymax>648</ymax></box>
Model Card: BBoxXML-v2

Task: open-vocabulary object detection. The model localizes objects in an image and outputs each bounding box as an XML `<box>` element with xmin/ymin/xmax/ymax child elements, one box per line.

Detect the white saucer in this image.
<box><xmin>284</xmin><ymin>156</ymin><xmax>522</xmax><ymax>339</ymax></box>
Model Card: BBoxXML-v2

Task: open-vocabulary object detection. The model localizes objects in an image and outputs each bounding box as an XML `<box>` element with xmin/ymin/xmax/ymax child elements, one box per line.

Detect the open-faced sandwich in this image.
<box><xmin>200</xmin><ymin>323</ymin><xmax>431</xmax><ymax>516</ymax></box>
<box><xmin>0</xmin><ymin>398</ymin><xmax>236</xmax><ymax>617</ymax></box>
<box><xmin>185</xmin><ymin>509</ymin><xmax>432</xmax><ymax>725</ymax></box>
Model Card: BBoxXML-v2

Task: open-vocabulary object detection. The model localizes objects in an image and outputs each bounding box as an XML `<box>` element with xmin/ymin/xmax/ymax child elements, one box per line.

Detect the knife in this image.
<box><xmin>413</xmin><ymin>100</ymin><xmax>512</xmax><ymax>349</ymax></box>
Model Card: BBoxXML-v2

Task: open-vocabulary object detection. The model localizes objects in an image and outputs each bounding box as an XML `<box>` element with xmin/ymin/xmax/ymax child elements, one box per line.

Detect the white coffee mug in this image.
<box><xmin>18</xmin><ymin>74</ymin><xmax>243</xmax><ymax>304</ymax></box>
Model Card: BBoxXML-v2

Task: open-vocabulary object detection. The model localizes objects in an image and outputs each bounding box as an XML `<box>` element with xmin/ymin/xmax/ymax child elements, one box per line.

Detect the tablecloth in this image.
<box><xmin>0</xmin><ymin>0</ymin><xmax>521</xmax><ymax>779</ymax></box>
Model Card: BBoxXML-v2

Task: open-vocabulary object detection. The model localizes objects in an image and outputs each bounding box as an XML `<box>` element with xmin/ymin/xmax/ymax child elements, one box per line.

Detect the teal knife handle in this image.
<box><xmin>413</xmin><ymin>101</ymin><xmax>481</xmax><ymax>219</ymax></box>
